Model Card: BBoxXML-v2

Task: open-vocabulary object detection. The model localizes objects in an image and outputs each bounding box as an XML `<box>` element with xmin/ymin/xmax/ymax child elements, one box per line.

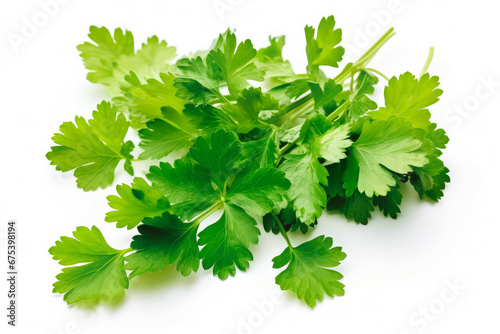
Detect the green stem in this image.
<box><xmin>121</xmin><ymin>247</ymin><xmax>134</xmax><ymax>254</ymax></box>
<box><xmin>419</xmin><ymin>47</ymin><xmax>435</xmax><ymax>78</ymax></box>
<box><xmin>325</xmin><ymin>100</ymin><xmax>351</xmax><ymax>121</ymax></box>
<box><xmin>355</xmin><ymin>28</ymin><xmax>396</xmax><ymax>69</ymax></box>
<box><xmin>364</xmin><ymin>68</ymin><xmax>390</xmax><ymax>81</ymax></box>
<box><xmin>275</xmin><ymin>28</ymin><xmax>396</xmax><ymax>127</ymax></box>
<box><xmin>275</xmin><ymin>94</ymin><xmax>314</xmax><ymax>126</ymax></box>
<box><xmin>214</xmin><ymin>90</ymin><xmax>231</xmax><ymax>105</ymax></box>
<box><xmin>194</xmin><ymin>201</ymin><xmax>223</xmax><ymax>225</ymax></box>
<box><xmin>272</xmin><ymin>213</ymin><xmax>293</xmax><ymax>249</ymax></box>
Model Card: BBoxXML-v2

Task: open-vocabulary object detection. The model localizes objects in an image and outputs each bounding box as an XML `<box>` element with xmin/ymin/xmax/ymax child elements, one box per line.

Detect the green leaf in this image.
<box><xmin>280</xmin><ymin>152</ymin><xmax>328</xmax><ymax>224</ymax></box>
<box><xmin>340</xmin><ymin>190</ymin><xmax>374</xmax><ymax>224</ymax></box>
<box><xmin>210</xmin><ymin>31</ymin><xmax>265</xmax><ymax>96</ymax></box>
<box><xmin>280</xmin><ymin>116</ymin><xmax>351</xmax><ymax>224</ymax></box>
<box><xmin>223</xmin><ymin>87</ymin><xmax>279</xmax><ymax>133</ymax></box>
<box><xmin>183</xmin><ymin>104</ymin><xmax>237</xmax><ymax>135</ymax></box>
<box><xmin>240</xmin><ymin>130</ymin><xmax>278</xmax><ymax>168</ymax></box>
<box><xmin>373</xmin><ymin>185</ymin><xmax>402</xmax><ymax>219</ymax></box>
<box><xmin>189</xmin><ymin>130</ymin><xmax>242</xmax><ymax>190</ymax></box>
<box><xmin>411</xmin><ymin>162</ymin><xmax>450</xmax><ymax>202</ymax></box>
<box><xmin>305</xmin><ymin>16</ymin><xmax>345</xmax><ymax>81</ymax></box>
<box><xmin>77</xmin><ymin>26</ymin><xmax>134</xmax><ymax>86</ymax></box>
<box><xmin>309</xmin><ymin>79</ymin><xmax>343</xmax><ymax>113</ymax></box>
<box><xmin>176</xmin><ymin>56</ymin><xmax>222</xmax><ymax>95</ymax></box>
<box><xmin>226</xmin><ymin>165</ymin><xmax>290</xmax><ymax>217</ymax></box>
<box><xmin>46</xmin><ymin>101</ymin><xmax>134</xmax><ymax>191</ymax></box>
<box><xmin>349</xmin><ymin>71</ymin><xmax>378</xmax><ymax>121</ymax></box>
<box><xmin>78</xmin><ymin>27</ymin><xmax>176</xmax><ymax>95</ymax></box>
<box><xmin>126</xmin><ymin>212</ymin><xmax>200</xmax><ymax>278</ymax></box>
<box><xmin>147</xmin><ymin>159</ymin><xmax>220</xmax><ymax>220</ymax></box>
<box><xmin>113</xmin><ymin>72</ymin><xmax>187</xmax><ymax>128</ymax></box>
<box><xmin>198</xmin><ymin>203</ymin><xmax>260</xmax><ymax>280</ymax></box>
<box><xmin>138</xmin><ymin>108</ymin><xmax>195</xmax><ymax>160</ymax></box>
<box><xmin>344</xmin><ymin>117</ymin><xmax>428</xmax><ymax>197</ymax></box>
<box><xmin>370</xmin><ymin>72</ymin><xmax>443</xmax><ymax>129</ymax></box>
<box><xmin>255</xmin><ymin>35</ymin><xmax>298</xmax><ymax>84</ymax></box>
<box><xmin>313</xmin><ymin>124</ymin><xmax>352</xmax><ymax>164</ymax></box>
<box><xmin>273</xmin><ymin>235</ymin><xmax>346</xmax><ymax>307</ymax></box>
<box><xmin>105</xmin><ymin>177</ymin><xmax>170</xmax><ymax>229</ymax></box>
<box><xmin>49</xmin><ymin>226</ymin><xmax>129</xmax><ymax>304</ymax></box>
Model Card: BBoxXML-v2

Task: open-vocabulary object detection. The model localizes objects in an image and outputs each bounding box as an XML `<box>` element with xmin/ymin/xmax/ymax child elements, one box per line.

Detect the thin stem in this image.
<box><xmin>419</xmin><ymin>47</ymin><xmax>435</xmax><ymax>78</ymax></box>
<box><xmin>272</xmin><ymin>213</ymin><xmax>293</xmax><ymax>249</ymax></box>
<box><xmin>355</xmin><ymin>28</ymin><xmax>396</xmax><ymax>69</ymax></box>
<box><xmin>275</xmin><ymin>28</ymin><xmax>396</xmax><ymax>128</ymax></box>
<box><xmin>122</xmin><ymin>247</ymin><xmax>134</xmax><ymax>254</ymax></box>
<box><xmin>193</xmin><ymin>201</ymin><xmax>223</xmax><ymax>225</ymax></box>
<box><xmin>326</xmin><ymin>100</ymin><xmax>351</xmax><ymax>121</ymax></box>
<box><xmin>364</xmin><ymin>68</ymin><xmax>390</xmax><ymax>81</ymax></box>
<box><xmin>275</xmin><ymin>94</ymin><xmax>314</xmax><ymax>126</ymax></box>
<box><xmin>214</xmin><ymin>90</ymin><xmax>231</xmax><ymax>105</ymax></box>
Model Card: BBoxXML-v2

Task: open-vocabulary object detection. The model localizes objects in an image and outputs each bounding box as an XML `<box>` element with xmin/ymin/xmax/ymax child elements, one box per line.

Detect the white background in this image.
<box><xmin>1</xmin><ymin>0</ymin><xmax>499</xmax><ymax>333</ymax></box>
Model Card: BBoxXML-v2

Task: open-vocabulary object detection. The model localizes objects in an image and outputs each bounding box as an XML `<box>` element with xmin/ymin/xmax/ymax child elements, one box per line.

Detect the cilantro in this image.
<box><xmin>49</xmin><ymin>226</ymin><xmax>129</xmax><ymax>304</ymax></box>
<box><xmin>46</xmin><ymin>101</ymin><xmax>134</xmax><ymax>191</ymax></box>
<box><xmin>48</xmin><ymin>16</ymin><xmax>450</xmax><ymax>308</ymax></box>
<box><xmin>273</xmin><ymin>235</ymin><xmax>346</xmax><ymax>307</ymax></box>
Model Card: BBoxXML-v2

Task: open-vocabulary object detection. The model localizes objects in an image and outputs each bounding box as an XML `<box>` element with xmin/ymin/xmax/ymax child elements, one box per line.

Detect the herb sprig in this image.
<box><xmin>48</xmin><ymin>16</ymin><xmax>449</xmax><ymax>308</ymax></box>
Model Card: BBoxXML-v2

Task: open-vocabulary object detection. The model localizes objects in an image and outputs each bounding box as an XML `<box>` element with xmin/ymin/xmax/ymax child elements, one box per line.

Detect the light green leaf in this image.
<box><xmin>313</xmin><ymin>124</ymin><xmax>352</xmax><ymax>164</ymax></box>
<box><xmin>49</xmin><ymin>226</ymin><xmax>129</xmax><ymax>304</ymax></box>
<box><xmin>105</xmin><ymin>177</ymin><xmax>170</xmax><ymax>229</ymax></box>
<box><xmin>344</xmin><ymin>117</ymin><xmax>428</xmax><ymax>197</ymax></box>
<box><xmin>46</xmin><ymin>101</ymin><xmax>134</xmax><ymax>191</ymax></box>
<box><xmin>138</xmin><ymin>109</ymin><xmax>195</xmax><ymax>160</ymax></box>
<box><xmin>370</xmin><ymin>72</ymin><xmax>443</xmax><ymax>129</ymax></box>
<box><xmin>273</xmin><ymin>235</ymin><xmax>346</xmax><ymax>308</ymax></box>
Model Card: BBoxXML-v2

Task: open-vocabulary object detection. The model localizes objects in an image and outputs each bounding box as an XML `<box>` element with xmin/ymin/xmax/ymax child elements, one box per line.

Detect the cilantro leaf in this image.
<box><xmin>344</xmin><ymin>117</ymin><xmax>429</xmax><ymax>197</ymax></box>
<box><xmin>280</xmin><ymin>152</ymin><xmax>328</xmax><ymax>224</ymax></box>
<box><xmin>105</xmin><ymin>177</ymin><xmax>170</xmax><ymax>229</ymax></box>
<box><xmin>46</xmin><ymin>101</ymin><xmax>134</xmax><ymax>191</ymax></box>
<box><xmin>273</xmin><ymin>236</ymin><xmax>346</xmax><ymax>307</ymax></box>
<box><xmin>112</xmin><ymin>72</ymin><xmax>187</xmax><ymax>128</ymax></box>
<box><xmin>241</xmin><ymin>130</ymin><xmax>278</xmax><ymax>168</ymax></box>
<box><xmin>349</xmin><ymin>70</ymin><xmax>378</xmax><ymax>121</ymax></box>
<box><xmin>189</xmin><ymin>130</ymin><xmax>242</xmax><ymax>190</ymax></box>
<box><xmin>138</xmin><ymin>108</ymin><xmax>195</xmax><ymax>160</ymax></box>
<box><xmin>183</xmin><ymin>104</ymin><xmax>237</xmax><ymax>136</ymax></box>
<box><xmin>370</xmin><ymin>72</ymin><xmax>443</xmax><ymax>129</ymax></box>
<box><xmin>281</xmin><ymin>116</ymin><xmax>351</xmax><ymax>224</ymax></box>
<box><xmin>226</xmin><ymin>165</ymin><xmax>290</xmax><ymax>217</ymax></box>
<box><xmin>77</xmin><ymin>26</ymin><xmax>134</xmax><ymax>87</ymax></box>
<box><xmin>176</xmin><ymin>56</ymin><xmax>222</xmax><ymax>97</ymax></box>
<box><xmin>309</xmin><ymin>79</ymin><xmax>343</xmax><ymax>114</ymax></box>
<box><xmin>78</xmin><ymin>27</ymin><xmax>176</xmax><ymax>95</ymax></box>
<box><xmin>198</xmin><ymin>203</ymin><xmax>260</xmax><ymax>280</ymax></box>
<box><xmin>340</xmin><ymin>189</ymin><xmax>374</xmax><ymax>224</ymax></box>
<box><xmin>255</xmin><ymin>36</ymin><xmax>298</xmax><ymax>84</ymax></box>
<box><xmin>126</xmin><ymin>212</ymin><xmax>200</xmax><ymax>278</ymax></box>
<box><xmin>313</xmin><ymin>124</ymin><xmax>352</xmax><ymax>163</ymax></box>
<box><xmin>210</xmin><ymin>31</ymin><xmax>265</xmax><ymax>96</ymax></box>
<box><xmin>373</xmin><ymin>184</ymin><xmax>402</xmax><ymax>219</ymax></box>
<box><xmin>49</xmin><ymin>226</ymin><xmax>129</xmax><ymax>304</ymax></box>
<box><xmin>223</xmin><ymin>87</ymin><xmax>279</xmax><ymax>133</ymax></box>
<box><xmin>305</xmin><ymin>16</ymin><xmax>345</xmax><ymax>81</ymax></box>
<box><xmin>147</xmin><ymin>159</ymin><xmax>220</xmax><ymax>220</ymax></box>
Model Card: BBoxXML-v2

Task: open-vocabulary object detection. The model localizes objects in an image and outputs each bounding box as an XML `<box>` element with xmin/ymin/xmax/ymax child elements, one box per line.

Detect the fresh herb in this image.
<box><xmin>48</xmin><ymin>16</ymin><xmax>449</xmax><ymax>308</ymax></box>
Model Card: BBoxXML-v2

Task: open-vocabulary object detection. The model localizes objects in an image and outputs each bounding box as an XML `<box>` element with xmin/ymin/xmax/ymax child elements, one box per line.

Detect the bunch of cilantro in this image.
<box><xmin>47</xmin><ymin>16</ymin><xmax>449</xmax><ymax>308</ymax></box>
